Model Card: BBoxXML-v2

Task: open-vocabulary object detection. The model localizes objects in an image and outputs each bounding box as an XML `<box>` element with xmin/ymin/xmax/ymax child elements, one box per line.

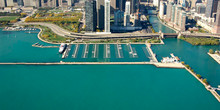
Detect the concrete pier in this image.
<box><xmin>116</xmin><ymin>43</ymin><xmax>122</xmax><ymax>58</ymax></box>
<box><xmin>105</xmin><ymin>44</ymin><xmax>110</xmax><ymax>58</ymax></box>
<box><xmin>208</xmin><ymin>53</ymin><xmax>220</xmax><ymax>64</ymax></box>
<box><xmin>83</xmin><ymin>44</ymin><xmax>89</xmax><ymax>58</ymax></box>
<box><xmin>72</xmin><ymin>44</ymin><xmax>79</xmax><ymax>58</ymax></box>
<box><xmin>184</xmin><ymin>66</ymin><xmax>220</xmax><ymax>102</ymax></box>
<box><xmin>145</xmin><ymin>43</ymin><xmax>158</xmax><ymax>62</ymax></box>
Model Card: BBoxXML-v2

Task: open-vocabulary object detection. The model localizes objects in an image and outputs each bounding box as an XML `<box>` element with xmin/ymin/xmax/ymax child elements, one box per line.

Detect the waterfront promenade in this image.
<box><xmin>17</xmin><ymin>22</ymin><xmax>220</xmax><ymax>39</ymax></box>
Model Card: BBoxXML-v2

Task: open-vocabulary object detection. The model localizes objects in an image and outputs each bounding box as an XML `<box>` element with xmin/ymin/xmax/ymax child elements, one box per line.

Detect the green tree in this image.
<box><xmin>202</xmin><ymin>79</ymin><xmax>209</xmax><ymax>85</ymax></box>
<box><xmin>196</xmin><ymin>74</ymin><xmax>202</xmax><ymax>79</ymax></box>
<box><xmin>209</xmin><ymin>49</ymin><xmax>214</xmax><ymax>54</ymax></box>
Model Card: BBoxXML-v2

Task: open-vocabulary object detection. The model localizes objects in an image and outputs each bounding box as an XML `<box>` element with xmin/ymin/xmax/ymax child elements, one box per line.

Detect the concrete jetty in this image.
<box><xmin>116</xmin><ymin>43</ymin><xmax>122</xmax><ymax>58</ymax></box>
<box><xmin>72</xmin><ymin>44</ymin><xmax>79</xmax><ymax>58</ymax></box>
<box><xmin>184</xmin><ymin>66</ymin><xmax>220</xmax><ymax>102</ymax></box>
<box><xmin>83</xmin><ymin>44</ymin><xmax>89</xmax><ymax>58</ymax></box>
<box><xmin>0</xmin><ymin>62</ymin><xmax>184</xmax><ymax>68</ymax></box>
<box><xmin>105</xmin><ymin>44</ymin><xmax>110</xmax><ymax>58</ymax></box>
<box><xmin>145</xmin><ymin>42</ymin><xmax>158</xmax><ymax>62</ymax></box>
<box><xmin>208</xmin><ymin>53</ymin><xmax>220</xmax><ymax>64</ymax></box>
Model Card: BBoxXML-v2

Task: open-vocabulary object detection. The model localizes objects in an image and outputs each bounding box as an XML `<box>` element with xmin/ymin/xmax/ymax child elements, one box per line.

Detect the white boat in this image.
<box><xmin>59</xmin><ymin>43</ymin><xmax>67</xmax><ymax>54</ymax></box>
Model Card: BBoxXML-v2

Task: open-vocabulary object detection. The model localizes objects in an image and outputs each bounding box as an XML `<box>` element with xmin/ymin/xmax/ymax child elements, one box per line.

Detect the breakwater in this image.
<box><xmin>0</xmin><ymin>61</ymin><xmax>185</xmax><ymax>68</ymax></box>
<box><xmin>184</xmin><ymin>65</ymin><xmax>220</xmax><ymax>102</ymax></box>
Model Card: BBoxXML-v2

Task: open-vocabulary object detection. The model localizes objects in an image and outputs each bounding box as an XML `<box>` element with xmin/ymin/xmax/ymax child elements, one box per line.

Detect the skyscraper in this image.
<box><xmin>196</xmin><ymin>3</ymin><xmax>206</xmax><ymax>14</ymax></box>
<box><xmin>174</xmin><ymin>5</ymin><xmax>181</xmax><ymax>25</ymax></box>
<box><xmin>127</xmin><ymin>0</ymin><xmax>137</xmax><ymax>14</ymax></box>
<box><xmin>34</xmin><ymin>0</ymin><xmax>41</xmax><ymax>8</ymax></box>
<box><xmin>179</xmin><ymin>11</ymin><xmax>186</xmax><ymax>31</ymax></box>
<box><xmin>23</xmin><ymin>0</ymin><xmax>35</xmax><ymax>6</ymax></box>
<box><xmin>0</xmin><ymin>0</ymin><xmax>6</xmax><ymax>7</ymax></box>
<box><xmin>97</xmin><ymin>0</ymin><xmax>105</xmax><ymax>29</ymax></box>
<box><xmin>171</xmin><ymin>4</ymin><xmax>176</xmax><ymax>22</ymax></box>
<box><xmin>153</xmin><ymin>0</ymin><xmax>160</xmax><ymax>7</ymax></box>
<box><xmin>105</xmin><ymin>0</ymin><xmax>110</xmax><ymax>32</ymax></box>
<box><xmin>85</xmin><ymin>0</ymin><xmax>97</xmax><ymax>32</ymax></box>
<box><xmin>17</xmin><ymin>0</ymin><xmax>24</xmax><ymax>6</ymax></box>
<box><xmin>6</xmin><ymin>0</ymin><xmax>14</xmax><ymax>6</ymax></box>
<box><xmin>205</xmin><ymin>0</ymin><xmax>218</xmax><ymax>18</ymax></box>
<box><xmin>110</xmin><ymin>0</ymin><xmax>117</xmax><ymax>10</ymax></box>
<box><xmin>67</xmin><ymin>0</ymin><xmax>74</xmax><ymax>6</ymax></box>
<box><xmin>114</xmin><ymin>10</ymin><xmax>124</xmax><ymax>26</ymax></box>
<box><xmin>119</xmin><ymin>0</ymin><xmax>125</xmax><ymax>11</ymax></box>
<box><xmin>213</xmin><ymin>1</ymin><xmax>220</xmax><ymax>33</ymax></box>
<box><xmin>159</xmin><ymin>1</ymin><xmax>166</xmax><ymax>19</ymax></box>
<box><xmin>166</xmin><ymin>2</ymin><xmax>174</xmax><ymax>21</ymax></box>
<box><xmin>124</xmin><ymin>1</ymin><xmax>130</xmax><ymax>26</ymax></box>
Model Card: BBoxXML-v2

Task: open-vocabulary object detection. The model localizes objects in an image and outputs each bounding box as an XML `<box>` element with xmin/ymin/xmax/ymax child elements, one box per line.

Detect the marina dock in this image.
<box><xmin>145</xmin><ymin>43</ymin><xmax>158</xmax><ymax>62</ymax></box>
<box><xmin>32</xmin><ymin>43</ymin><xmax>59</xmax><ymax>48</ymax></box>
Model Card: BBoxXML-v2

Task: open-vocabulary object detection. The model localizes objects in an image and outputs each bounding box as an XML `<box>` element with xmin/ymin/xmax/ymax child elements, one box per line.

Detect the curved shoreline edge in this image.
<box><xmin>37</xmin><ymin>27</ymin><xmax>61</xmax><ymax>44</ymax></box>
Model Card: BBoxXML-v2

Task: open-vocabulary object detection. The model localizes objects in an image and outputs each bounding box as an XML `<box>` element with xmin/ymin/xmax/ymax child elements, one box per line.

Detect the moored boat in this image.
<box><xmin>59</xmin><ymin>43</ymin><xmax>67</xmax><ymax>54</ymax></box>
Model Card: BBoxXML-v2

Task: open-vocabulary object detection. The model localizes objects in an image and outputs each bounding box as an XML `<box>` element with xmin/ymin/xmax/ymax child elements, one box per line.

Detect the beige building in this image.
<box><xmin>6</xmin><ymin>0</ymin><xmax>14</xmax><ymax>7</ymax></box>
<box><xmin>0</xmin><ymin>0</ymin><xmax>6</xmax><ymax>7</ymax></box>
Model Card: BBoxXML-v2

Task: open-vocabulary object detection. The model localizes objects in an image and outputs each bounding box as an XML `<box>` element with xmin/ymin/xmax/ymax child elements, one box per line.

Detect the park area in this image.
<box><xmin>25</xmin><ymin>8</ymin><xmax>83</xmax><ymax>33</ymax></box>
<box><xmin>0</xmin><ymin>16</ymin><xmax>19</xmax><ymax>21</ymax></box>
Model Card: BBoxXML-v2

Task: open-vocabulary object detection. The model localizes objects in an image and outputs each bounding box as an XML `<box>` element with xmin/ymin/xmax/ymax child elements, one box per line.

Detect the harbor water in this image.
<box><xmin>0</xmin><ymin>26</ymin><xmax>220</xmax><ymax>109</ymax></box>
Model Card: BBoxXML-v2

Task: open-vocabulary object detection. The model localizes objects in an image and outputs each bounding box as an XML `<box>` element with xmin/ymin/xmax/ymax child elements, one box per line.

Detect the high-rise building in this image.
<box><xmin>159</xmin><ymin>1</ymin><xmax>166</xmax><ymax>18</ymax></box>
<box><xmin>97</xmin><ymin>0</ymin><xmax>105</xmax><ymax>29</ymax></box>
<box><xmin>153</xmin><ymin>0</ymin><xmax>160</xmax><ymax>7</ymax></box>
<box><xmin>174</xmin><ymin>5</ymin><xmax>182</xmax><ymax>25</ymax></box>
<box><xmin>23</xmin><ymin>0</ymin><xmax>35</xmax><ymax>6</ymax></box>
<box><xmin>205</xmin><ymin>0</ymin><xmax>218</xmax><ymax>18</ymax></box>
<box><xmin>110</xmin><ymin>0</ymin><xmax>117</xmax><ymax>10</ymax></box>
<box><xmin>179</xmin><ymin>10</ymin><xmax>186</xmax><ymax>31</ymax></box>
<box><xmin>213</xmin><ymin>1</ymin><xmax>220</xmax><ymax>33</ymax></box>
<box><xmin>127</xmin><ymin>0</ymin><xmax>138</xmax><ymax>14</ymax></box>
<box><xmin>17</xmin><ymin>0</ymin><xmax>24</xmax><ymax>6</ymax></box>
<box><xmin>171</xmin><ymin>4</ymin><xmax>176</xmax><ymax>22</ymax></box>
<box><xmin>6</xmin><ymin>0</ymin><xmax>14</xmax><ymax>6</ymax></box>
<box><xmin>124</xmin><ymin>1</ymin><xmax>130</xmax><ymax>26</ymax></box>
<box><xmin>67</xmin><ymin>0</ymin><xmax>74</xmax><ymax>6</ymax></box>
<box><xmin>48</xmin><ymin>0</ymin><xmax>58</xmax><ymax>7</ymax></box>
<box><xmin>119</xmin><ymin>0</ymin><xmax>126</xmax><ymax>11</ymax></box>
<box><xmin>114</xmin><ymin>10</ymin><xmax>124</xmax><ymax>26</ymax></box>
<box><xmin>85</xmin><ymin>0</ymin><xmax>97</xmax><ymax>32</ymax></box>
<box><xmin>105</xmin><ymin>0</ymin><xmax>110</xmax><ymax>32</ymax></box>
<box><xmin>196</xmin><ymin>3</ymin><xmax>206</xmax><ymax>14</ymax></box>
<box><xmin>34</xmin><ymin>0</ymin><xmax>41</xmax><ymax>8</ymax></box>
<box><xmin>166</xmin><ymin>2</ymin><xmax>174</xmax><ymax>21</ymax></box>
<box><xmin>0</xmin><ymin>0</ymin><xmax>6</xmax><ymax>7</ymax></box>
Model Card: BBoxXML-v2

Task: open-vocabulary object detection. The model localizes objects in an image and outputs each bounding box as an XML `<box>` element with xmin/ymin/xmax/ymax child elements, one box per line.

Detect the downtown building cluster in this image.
<box><xmin>155</xmin><ymin>0</ymin><xmax>220</xmax><ymax>33</ymax></box>
<box><xmin>85</xmin><ymin>0</ymin><xmax>141</xmax><ymax>33</ymax></box>
<box><xmin>0</xmin><ymin>0</ymin><xmax>76</xmax><ymax>8</ymax></box>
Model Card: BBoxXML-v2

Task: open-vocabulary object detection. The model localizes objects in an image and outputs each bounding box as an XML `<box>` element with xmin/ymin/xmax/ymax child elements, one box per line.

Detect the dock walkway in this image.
<box><xmin>145</xmin><ymin>42</ymin><xmax>158</xmax><ymax>62</ymax></box>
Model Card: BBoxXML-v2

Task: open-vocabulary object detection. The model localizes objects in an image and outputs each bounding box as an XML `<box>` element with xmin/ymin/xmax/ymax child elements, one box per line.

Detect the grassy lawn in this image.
<box><xmin>179</xmin><ymin>36</ymin><xmax>220</xmax><ymax>45</ymax></box>
<box><xmin>38</xmin><ymin>25</ymin><xmax>74</xmax><ymax>43</ymax></box>
<box><xmin>0</xmin><ymin>16</ymin><xmax>19</xmax><ymax>21</ymax></box>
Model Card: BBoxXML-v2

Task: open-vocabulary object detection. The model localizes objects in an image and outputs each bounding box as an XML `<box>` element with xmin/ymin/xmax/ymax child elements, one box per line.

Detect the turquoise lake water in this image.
<box><xmin>1</xmin><ymin>64</ymin><xmax>220</xmax><ymax>110</ymax></box>
<box><xmin>0</xmin><ymin>19</ymin><xmax>220</xmax><ymax>109</ymax></box>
